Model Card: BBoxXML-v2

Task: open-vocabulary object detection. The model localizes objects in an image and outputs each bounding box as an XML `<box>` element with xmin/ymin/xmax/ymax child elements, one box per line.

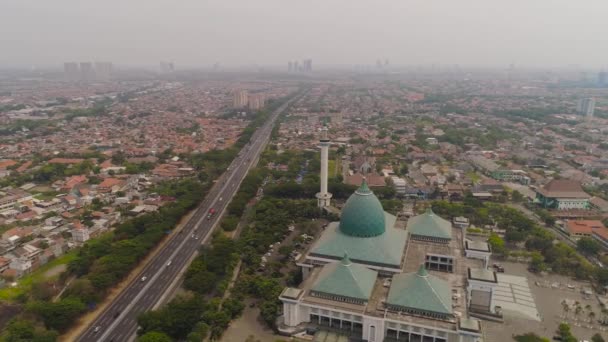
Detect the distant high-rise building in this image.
<box><xmin>160</xmin><ymin>61</ymin><xmax>175</xmax><ymax>73</ymax></box>
<box><xmin>293</xmin><ymin>61</ymin><xmax>300</xmax><ymax>72</ymax></box>
<box><xmin>248</xmin><ymin>94</ymin><xmax>265</xmax><ymax>110</ymax></box>
<box><xmin>302</xmin><ymin>59</ymin><xmax>312</xmax><ymax>72</ymax></box>
<box><xmin>577</xmin><ymin>97</ymin><xmax>595</xmax><ymax>120</ymax></box>
<box><xmin>94</xmin><ymin>62</ymin><xmax>113</xmax><ymax>81</ymax></box>
<box><xmin>79</xmin><ymin>62</ymin><xmax>95</xmax><ymax>81</ymax></box>
<box><xmin>64</xmin><ymin>62</ymin><xmax>80</xmax><ymax>81</ymax></box>
<box><xmin>599</xmin><ymin>71</ymin><xmax>608</xmax><ymax>87</ymax></box>
<box><xmin>288</xmin><ymin>61</ymin><xmax>293</xmax><ymax>72</ymax></box>
<box><xmin>233</xmin><ymin>90</ymin><xmax>249</xmax><ymax>108</ymax></box>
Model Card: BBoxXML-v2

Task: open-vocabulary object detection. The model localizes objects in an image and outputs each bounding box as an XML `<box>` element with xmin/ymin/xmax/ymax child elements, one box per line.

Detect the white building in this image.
<box><xmin>71</xmin><ymin>226</ymin><xmax>90</xmax><ymax>243</ymax></box>
<box><xmin>391</xmin><ymin>176</ymin><xmax>407</xmax><ymax>195</ymax></box>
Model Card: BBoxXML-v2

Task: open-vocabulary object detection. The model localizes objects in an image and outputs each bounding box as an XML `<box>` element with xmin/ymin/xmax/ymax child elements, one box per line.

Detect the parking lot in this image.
<box><xmin>484</xmin><ymin>261</ymin><xmax>608</xmax><ymax>341</ymax></box>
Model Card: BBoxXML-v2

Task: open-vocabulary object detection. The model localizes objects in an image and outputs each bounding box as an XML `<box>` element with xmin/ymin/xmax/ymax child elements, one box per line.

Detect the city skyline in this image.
<box><xmin>1</xmin><ymin>0</ymin><xmax>608</xmax><ymax>69</ymax></box>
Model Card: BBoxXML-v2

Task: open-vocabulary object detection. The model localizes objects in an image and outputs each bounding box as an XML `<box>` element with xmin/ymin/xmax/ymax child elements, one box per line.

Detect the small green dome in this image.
<box><xmin>339</xmin><ymin>179</ymin><xmax>386</xmax><ymax>237</ymax></box>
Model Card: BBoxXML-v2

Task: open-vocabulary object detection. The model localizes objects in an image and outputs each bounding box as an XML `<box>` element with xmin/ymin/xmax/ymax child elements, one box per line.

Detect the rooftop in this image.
<box><xmin>406</xmin><ymin>208</ymin><xmax>452</xmax><ymax>240</ymax></box>
<box><xmin>339</xmin><ymin>179</ymin><xmax>386</xmax><ymax>237</ymax></box>
<box><xmin>309</xmin><ymin>216</ymin><xmax>407</xmax><ymax>269</ymax></box>
<box><xmin>386</xmin><ymin>265</ymin><xmax>453</xmax><ymax>315</ymax></box>
<box><xmin>537</xmin><ymin>179</ymin><xmax>590</xmax><ymax>199</ymax></box>
<box><xmin>467</xmin><ymin>267</ymin><xmax>498</xmax><ymax>283</ymax></box>
<box><xmin>465</xmin><ymin>239</ymin><xmax>491</xmax><ymax>252</ymax></box>
<box><xmin>566</xmin><ymin>220</ymin><xmax>605</xmax><ymax>235</ymax></box>
<box><xmin>311</xmin><ymin>254</ymin><xmax>378</xmax><ymax>301</ymax></box>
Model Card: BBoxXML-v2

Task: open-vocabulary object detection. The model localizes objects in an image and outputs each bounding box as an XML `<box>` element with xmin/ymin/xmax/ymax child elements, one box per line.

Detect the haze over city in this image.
<box><xmin>1</xmin><ymin>0</ymin><xmax>608</xmax><ymax>69</ymax></box>
<box><xmin>3</xmin><ymin>2</ymin><xmax>608</xmax><ymax>342</ymax></box>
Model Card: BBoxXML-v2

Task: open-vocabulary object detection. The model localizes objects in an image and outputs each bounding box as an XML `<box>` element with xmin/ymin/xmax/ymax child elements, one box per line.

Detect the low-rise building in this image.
<box><xmin>535</xmin><ymin>179</ymin><xmax>590</xmax><ymax>210</ymax></box>
<box><xmin>0</xmin><ymin>189</ymin><xmax>33</xmax><ymax>212</ymax></box>
<box><xmin>565</xmin><ymin>220</ymin><xmax>605</xmax><ymax>240</ymax></box>
<box><xmin>391</xmin><ymin>176</ymin><xmax>407</xmax><ymax>195</ymax></box>
<box><xmin>71</xmin><ymin>221</ymin><xmax>90</xmax><ymax>243</ymax></box>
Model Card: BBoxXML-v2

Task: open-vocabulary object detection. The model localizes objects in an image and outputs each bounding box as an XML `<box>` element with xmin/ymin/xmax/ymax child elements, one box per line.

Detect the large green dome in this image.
<box><xmin>339</xmin><ymin>179</ymin><xmax>386</xmax><ymax>237</ymax></box>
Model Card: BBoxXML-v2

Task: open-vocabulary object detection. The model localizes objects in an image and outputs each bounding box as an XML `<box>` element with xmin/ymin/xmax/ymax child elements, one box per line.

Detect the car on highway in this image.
<box><xmin>219</xmin><ymin>197</ymin><xmax>223</xmax><ymax>201</ymax></box>
<box><xmin>113</xmin><ymin>311</ymin><xmax>121</xmax><ymax>319</ymax></box>
<box><xmin>166</xmin><ymin>261</ymin><xmax>172</xmax><ymax>266</ymax></box>
<box><xmin>94</xmin><ymin>326</ymin><xmax>100</xmax><ymax>333</ymax></box>
<box><xmin>141</xmin><ymin>276</ymin><xmax>147</xmax><ymax>282</ymax></box>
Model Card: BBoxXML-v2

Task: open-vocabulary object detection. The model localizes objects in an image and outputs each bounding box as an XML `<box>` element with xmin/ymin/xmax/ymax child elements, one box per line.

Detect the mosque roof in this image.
<box><xmin>406</xmin><ymin>208</ymin><xmax>452</xmax><ymax>240</ymax></box>
<box><xmin>311</xmin><ymin>254</ymin><xmax>378</xmax><ymax>301</ymax></box>
<box><xmin>339</xmin><ymin>179</ymin><xmax>386</xmax><ymax>237</ymax></box>
<box><xmin>386</xmin><ymin>265</ymin><xmax>453</xmax><ymax>315</ymax></box>
<box><xmin>310</xmin><ymin>213</ymin><xmax>407</xmax><ymax>269</ymax></box>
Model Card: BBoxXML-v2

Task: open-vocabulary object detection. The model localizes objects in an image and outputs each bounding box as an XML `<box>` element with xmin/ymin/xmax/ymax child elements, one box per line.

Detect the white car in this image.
<box><xmin>94</xmin><ymin>326</ymin><xmax>100</xmax><ymax>333</ymax></box>
<box><xmin>166</xmin><ymin>261</ymin><xmax>172</xmax><ymax>266</ymax></box>
<box><xmin>141</xmin><ymin>276</ymin><xmax>147</xmax><ymax>282</ymax></box>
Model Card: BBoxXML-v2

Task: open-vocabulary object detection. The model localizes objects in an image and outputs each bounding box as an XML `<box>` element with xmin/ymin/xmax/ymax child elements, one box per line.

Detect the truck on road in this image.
<box><xmin>207</xmin><ymin>208</ymin><xmax>216</xmax><ymax>220</ymax></box>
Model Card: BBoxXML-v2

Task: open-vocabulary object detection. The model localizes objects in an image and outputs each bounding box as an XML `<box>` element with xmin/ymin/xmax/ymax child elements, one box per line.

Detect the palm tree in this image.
<box><xmin>589</xmin><ymin>311</ymin><xmax>596</xmax><ymax>324</ymax></box>
<box><xmin>575</xmin><ymin>305</ymin><xmax>583</xmax><ymax>321</ymax></box>
<box><xmin>562</xmin><ymin>301</ymin><xmax>570</xmax><ymax>319</ymax></box>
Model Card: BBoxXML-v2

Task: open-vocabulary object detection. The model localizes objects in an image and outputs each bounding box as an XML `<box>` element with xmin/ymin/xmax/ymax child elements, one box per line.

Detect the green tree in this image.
<box><xmin>511</xmin><ymin>190</ymin><xmax>524</xmax><ymax>203</ymax></box>
<box><xmin>557</xmin><ymin>323</ymin><xmax>578</xmax><ymax>342</ymax></box>
<box><xmin>513</xmin><ymin>332</ymin><xmax>550</xmax><ymax>342</ymax></box>
<box><xmin>577</xmin><ymin>237</ymin><xmax>601</xmax><ymax>256</ymax></box>
<box><xmin>27</xmin><ymin>297</ymin><xmax>86</xmax><ymax>331</ymax></box>
<box><xmin>529</xmin><ymin>252</ymin><xmax>547</xmax><ymax>273</ymax></box>
<box><xmin>592</xmin><ymin>333</ymin><xmax>606</xmax><ymax>342</ymax></box>
<box><xmin>137</xmin><ymin>295</ymin><xmax>206</xmax><ymax>340</ymax></box>
<box><xmin>488</xmin><ymin>233</ymin><xmax>506</xmax><ymax>255</ymax></box>
<box><xmin>4</xmin><ymin>318</ymin><xmax>59</xmax><ymax>342</ymax></box>
<box><xmin>138</xmin><ymin>331</ymin><xmax>173</xmax><ymax>342</ymax></box>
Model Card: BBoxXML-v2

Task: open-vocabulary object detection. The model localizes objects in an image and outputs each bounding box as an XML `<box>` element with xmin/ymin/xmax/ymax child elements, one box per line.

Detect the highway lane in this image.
<box><xmin>77</xmin><ymin>95</ymin><xmax>299</xmax><ymax>342</ymax></box>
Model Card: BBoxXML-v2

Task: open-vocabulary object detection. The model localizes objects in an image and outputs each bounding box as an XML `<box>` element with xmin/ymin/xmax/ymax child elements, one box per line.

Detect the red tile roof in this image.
<box><xmin>48</xmin><ymin>158</ymin><xmax>85</xmax><ymax>164</ymax></box>
<box><xmin>566</xmin><ymin>220</ymin><xmax>605</xmax><ymax>235</ymax></box>
<box><xmin>345</xmin><ymin>173</ymin><xmax>386</xmax><ymax>187</ymax></box>
<box><xmin>0</xmin><ymin>160</ymin><xmax>17</xmax><ymax>169</ymax></box>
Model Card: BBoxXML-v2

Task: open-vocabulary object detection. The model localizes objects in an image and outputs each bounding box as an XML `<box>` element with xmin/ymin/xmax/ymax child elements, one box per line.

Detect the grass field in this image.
<box><xmin>0</xmin><ymin>251</ymin><xmax>77</xmax><ymax>301</ymax></box>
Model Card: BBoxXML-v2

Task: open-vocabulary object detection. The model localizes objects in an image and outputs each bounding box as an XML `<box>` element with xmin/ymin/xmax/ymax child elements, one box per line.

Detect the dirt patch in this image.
<box><xmin>44</xmin><ymin>264</ymin><xmax>67</xmax><ymax>278</ymax></box>
<box><xmin>220</xmin><ymin>299</ymin><xmax>284</xmax><ymax>342</ymax></box>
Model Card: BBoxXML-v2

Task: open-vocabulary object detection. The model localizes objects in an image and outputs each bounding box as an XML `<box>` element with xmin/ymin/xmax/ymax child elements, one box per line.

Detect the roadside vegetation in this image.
<box><xmin>432</xmin><ymin>198</ymin><xmax>604</xmax><ymax>283</ymax></box>
<box><xmin>0</xmin><ymin>101</ymin><xmax>285</xmax><ymax>341</ymax></box>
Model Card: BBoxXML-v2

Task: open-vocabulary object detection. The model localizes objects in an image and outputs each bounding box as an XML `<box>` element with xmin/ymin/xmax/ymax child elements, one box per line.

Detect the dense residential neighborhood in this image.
<box><xmin>1</xmin><ymin>67</ymin><xmax>608</xmax><ymax>342</ymax></box>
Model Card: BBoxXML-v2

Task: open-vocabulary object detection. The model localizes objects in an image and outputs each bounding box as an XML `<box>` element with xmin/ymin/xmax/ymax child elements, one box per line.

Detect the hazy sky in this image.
<box><xmin>1</xmin><ymin>0</ymin><xmax>607</xmax><ymax>69</ymax></box>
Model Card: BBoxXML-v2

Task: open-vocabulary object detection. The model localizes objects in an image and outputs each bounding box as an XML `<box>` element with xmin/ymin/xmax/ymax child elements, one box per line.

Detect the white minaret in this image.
<box><xmin>316</xmin><ymin>126</ymin><xmax>332</xmax><ymax>208</ymax></box>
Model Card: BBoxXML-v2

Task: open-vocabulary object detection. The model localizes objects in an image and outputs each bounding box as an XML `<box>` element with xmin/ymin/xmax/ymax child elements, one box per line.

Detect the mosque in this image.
<box><xmin>277</xmin><ymin>130</ymin><xmax>494</xmax><ymax>342</ymax></box>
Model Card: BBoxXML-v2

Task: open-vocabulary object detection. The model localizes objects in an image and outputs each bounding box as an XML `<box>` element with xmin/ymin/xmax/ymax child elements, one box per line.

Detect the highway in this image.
<box><xmin>77</xmin><ymin>95</ymin><xmax>299</xmax><ymax>342</ymax></box>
